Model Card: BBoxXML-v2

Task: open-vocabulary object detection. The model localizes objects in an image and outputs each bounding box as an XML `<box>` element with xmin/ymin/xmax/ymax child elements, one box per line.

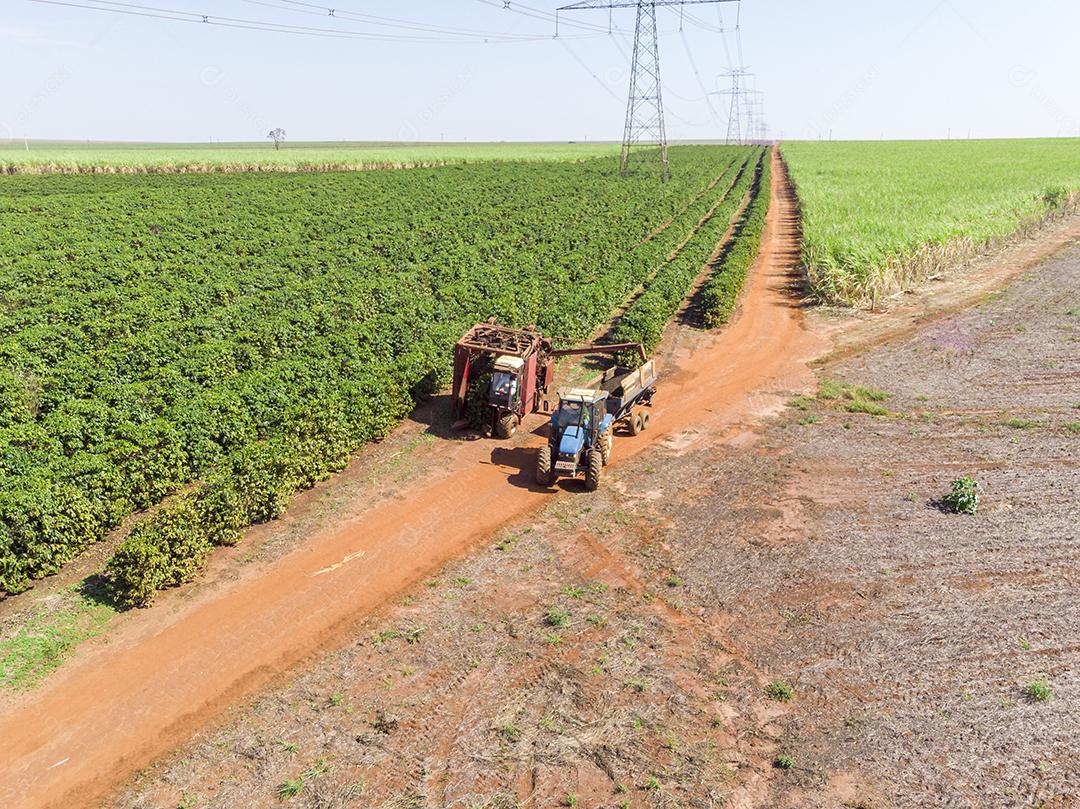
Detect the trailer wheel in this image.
<box><xmin>630</xmin><ymin>412</ymin><xmax>643</xmax><ymax>436</ymax></box>
<box><xmin>495</xmin><ymin>413</ymin><xmax>518</xmax><ymax>439</ymax></box>
<box><xmin>600</xmin><ymin>430</ymin><xmax>612</xmax><ymax>466</ymax></box>
<box><xmin>584</xmin><ymin>449</ymin><xmax>603</xmax><ymax>492</ymax></box>
<box><xmin>535</xmin><ymin>445</ymin><xmax>554</xmax><ymax>487</ymax></box>
<box><xmin>639</xmin><ymin>411</ymin><xmax>650</xmax><ymax>431</ymax></box>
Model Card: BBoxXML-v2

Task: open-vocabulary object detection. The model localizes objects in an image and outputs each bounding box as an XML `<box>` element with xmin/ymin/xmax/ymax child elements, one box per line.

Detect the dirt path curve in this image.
<box><xmin>0</xmin><ymin>149</ymin><xmax>828</xmax><ymax>809</ymax></box>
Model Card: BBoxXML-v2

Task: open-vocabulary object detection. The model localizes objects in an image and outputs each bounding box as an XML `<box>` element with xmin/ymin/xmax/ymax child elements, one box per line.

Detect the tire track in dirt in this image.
<box><xmin>0</xmin><ymin>149</ymin><xmax>829</xmax><ymax>809</ymax></box>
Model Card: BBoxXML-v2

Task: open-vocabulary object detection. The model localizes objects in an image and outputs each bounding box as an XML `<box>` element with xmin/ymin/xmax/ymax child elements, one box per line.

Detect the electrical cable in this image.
<box><xmin>28</xmin><ymin>0</ymin><xmax>602</xmax><ymax>43</ymax></box>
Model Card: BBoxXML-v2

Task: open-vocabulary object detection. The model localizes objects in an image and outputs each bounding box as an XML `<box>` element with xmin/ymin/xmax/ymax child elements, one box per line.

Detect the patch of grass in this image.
<box><xmin>665</xmin><ymin>574</ymin><xmax>682</xmax><ymax>588</ymax></box>
<box><xmin>371</xmin><ymin>626</ymin><xmax>425</xmax><ymax>647</ymax></box>
<box><xmin>773</xmin><ymin>755</ymin><xmax>795</xmax><ymax>770</ymax></box>
<box><xmin>845</xmin><ymin>400</ymin><xmax>889</xmax><ymax>416</ymax></box>
<box><xmin>764</xmin><ymin>680</ymin><xmax>794</xmax><ymax>702</ymax></box>
<box><xmin>1024</xmin><ymin>679</ymin><xmax>1053</xmax><ymax>703</ymax></box>
<box><xmin>564</xmin><ymin>794</ymin><xmax>578</xmax><ymax>807</ymax></box>
<box><xmin>499</xmin><ymin>723</ymin><xmax>522</xmax><ymax>743</ymax></box>
<box><xmin>1064</xmin><ymin>422</ymin><xmax>1080</xmax><ymax>435</ymax></box>
<box><xmin>0</xmin><ymin>582</ymin><xmax>119</xmax><ymax>690</ymax></box>
<box><xmin>562</xmin><ymin>585</ymin><xmax>584</xmax><ymax>599</ymax></box>
<box><xmin>798</xmin><ymin>414</ymin><xmax>818</xmax><ymax>426</ymax></box>
<box><xmin>819</xmin><ymin>379</ymin><xmax>890</xmax><ymax>416</ymax></box>
<box><xmin>544</xmin><ymin>607</ymin><xmax>570</xmax><ymax>628</ymax></box>
<box><xmin>818</xmin><ymin>379</ymin><xmax>844</xmax><ymax>400</ymax></box>
<box><xmin>943</xmin><ymin>476</ymin><xmax>981</xmax><ymax>515</ymax></box>
<box><xmin>276</xmin><ymin>779</ymin><xmax>304</xmax><ymax>801</ymax></box>
<box><xmin>644</xmin><ymin>775</ymin><xmax>662</xmax><ymax>790</ymax></box>
<box><xmin>789</xmin><ymin>396</ymin><xmax>813</xmax><ymax>411</ymax></box>
<box><xmin>1003</xmin><ymin>417</ymin><xmax>1040</xmax><ymax>429</ymax></box>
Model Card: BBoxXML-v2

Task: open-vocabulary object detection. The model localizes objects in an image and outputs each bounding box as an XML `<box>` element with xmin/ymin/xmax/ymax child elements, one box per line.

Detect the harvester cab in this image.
<box><xmin>535</xmin><ymin>388</ymin><xmax>614</xmax><ymax>492</ymax></box>
<box><xmin>488</xmin><ymin>355</ymin><xmax>524</xmax><ymax>415</ymax></box>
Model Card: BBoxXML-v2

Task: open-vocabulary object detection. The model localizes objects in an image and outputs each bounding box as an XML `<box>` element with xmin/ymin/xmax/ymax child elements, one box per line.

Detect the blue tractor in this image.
<box><xmin>535</xmin><ymin>360</ymin><xmax>658</xmax><ymax>491</ymax></box>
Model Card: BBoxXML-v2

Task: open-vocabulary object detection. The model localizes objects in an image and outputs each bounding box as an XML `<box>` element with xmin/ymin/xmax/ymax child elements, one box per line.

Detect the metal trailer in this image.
<box><xmin>597</xmin><ymin>360</ymin><xmax>659</xmax><ymax>435</ymax></box>
<box><xmin>535</xmin><ymin>360</ymin><xmax>660</xmax><ymax>491</ymax></box>
<box><xmin>451</xmin><ymin>319</ymin><xmax>648</xmax><ymax>440</ymax></box>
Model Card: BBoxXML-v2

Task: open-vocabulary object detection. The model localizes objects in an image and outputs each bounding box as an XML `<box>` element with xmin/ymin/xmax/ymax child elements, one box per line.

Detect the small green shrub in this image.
<box><xmin>545</xmin><ymin>607</ymin><xmax>570</xmax><ymax>628</ymax></box>
<box><xmin>764</xmin><ymin>680</ymin><xmax>794</xmax><ymax>702</ymax></box>
<box><xmin>774</xmin><ymin>755</ymin><xmax>795</xmax><ymax>770</ymax></box>
<box><xmin>1024</xmin><ymin>679</ymin><xmax>1052</xmax><ymax>703</ymax></box>
<box><xmin>943</xmin><ymin>477</ymin><xmax>981</xmax><ymax>515</ymax></box>
<box><xmin>500</xmin><ymin>722</ymin><xmax>522</xmax><ymax>742</ymax></box>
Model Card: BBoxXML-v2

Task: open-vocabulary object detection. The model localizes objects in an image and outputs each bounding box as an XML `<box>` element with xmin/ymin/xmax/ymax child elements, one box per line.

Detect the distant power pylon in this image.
<box><xmin>712</xmin><ymin>67</ymin><xmax>754</xmax><ymax>144</ymax></box>
<box><xmin>559</xmin><ymin>0</ymin><xmax>739</xmax><ymax>180</ymax></box>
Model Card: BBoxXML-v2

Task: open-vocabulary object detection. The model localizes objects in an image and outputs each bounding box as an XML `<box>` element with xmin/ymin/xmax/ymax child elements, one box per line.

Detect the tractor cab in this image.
<box><xmin>535</xmin><ymin>388</ymin><xmax>614</xmax><ymax>491</ymax></box>
<box><xmin>488</xmin><ymin>355</ymin><xmax>524</xmax><ymax>411</ymax></box>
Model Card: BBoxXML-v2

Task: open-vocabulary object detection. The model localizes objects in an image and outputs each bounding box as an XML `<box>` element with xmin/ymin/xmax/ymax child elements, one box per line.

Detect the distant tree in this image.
<box><xmin>267</xmin><ymin>128</ymin><xmax>286</xmax><ymax>150</ymax></box>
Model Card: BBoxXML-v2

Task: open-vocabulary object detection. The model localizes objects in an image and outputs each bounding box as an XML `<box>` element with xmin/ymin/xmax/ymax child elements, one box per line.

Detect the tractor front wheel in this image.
<box><xmin>584</xmin><ymin>448</ymin><xmax>603</xmax><ymax>492</ymax></box>
<box><xmin>535</xmin><ymin>445</ymin><xmax>554</xmax><ymax>487</ymax></box>
<box><xmin>495</xmin><ymin>413</ymin><xmax>518</xmax><ymax>439</ymax></box>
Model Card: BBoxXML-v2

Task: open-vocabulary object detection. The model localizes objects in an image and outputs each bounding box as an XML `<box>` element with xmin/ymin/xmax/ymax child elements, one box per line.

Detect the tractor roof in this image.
<box><xmin>560</xmin><ymin>387</ymin><xmax>608</xmax><ymax>404</ymax></box>
<box><xmin>493</xmin><ymin>355</ymin><xmax>525</xmax><ymax>372</ymax></box>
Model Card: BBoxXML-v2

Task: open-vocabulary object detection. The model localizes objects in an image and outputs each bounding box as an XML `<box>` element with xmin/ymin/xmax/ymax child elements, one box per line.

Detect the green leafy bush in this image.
<box><xmin>764</xmin><ymin>680</ymin><xmax>794</xmax><ymax>702</ymax></box>
<box><xmin>1024</xmin><ymin>679</ymin><xmax>1052</xmax><ymax>703</ymax></box>
<box><xmin>943</xmin><ymin>477</ymin><xmax>981</xmax><ymax>515</ymax></box>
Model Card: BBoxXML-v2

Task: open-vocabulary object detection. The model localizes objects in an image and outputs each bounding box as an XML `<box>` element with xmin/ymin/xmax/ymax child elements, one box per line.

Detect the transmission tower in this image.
<box><xmin>559</xmin><ymin>0</ymin><xmax>739</xmax><ymax>180</ymax></box>
<box><xmin>712</xmin><ymin>67</ymin><xmax>753</xmax><ymax>144</ymax></box>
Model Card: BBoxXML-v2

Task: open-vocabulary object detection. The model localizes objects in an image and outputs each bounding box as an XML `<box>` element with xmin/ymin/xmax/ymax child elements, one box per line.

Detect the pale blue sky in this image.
<box><xmin>2</xmin><ymin>1</ymin><xmax>1077</xmax><ymax>142</ymax></box>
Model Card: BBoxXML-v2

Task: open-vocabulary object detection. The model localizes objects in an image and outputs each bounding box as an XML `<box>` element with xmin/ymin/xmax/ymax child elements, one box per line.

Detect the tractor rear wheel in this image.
<box><xmin>630</xmin><ymin>411</ymin><xmax>643</xmax><ymax>436</ymax></box>
<box><xmin>495</xmin><ymin>413</ymin><xmax>517</xmax><ymax>439</ymax></box>
<box><xmin>600</xmin><ymin>430</ymin><xmax>612</xmax><ymax>466</ymax></box>
<box><xmin>584</xmin><ymin>448</ymin><xmax>603</xmax><ymax>492</ymax></box>
<box><xmin>535</xmin><ymin>445</ymin><xmax>554</xmax><ymax>487</ymax></box>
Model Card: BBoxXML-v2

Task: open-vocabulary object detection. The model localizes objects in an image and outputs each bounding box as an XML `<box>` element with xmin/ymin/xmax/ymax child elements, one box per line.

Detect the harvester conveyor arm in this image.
<box><xmin>551</xmin><ymin>342</ymin><xmax>648</xmax><ymax>364</ymax></box>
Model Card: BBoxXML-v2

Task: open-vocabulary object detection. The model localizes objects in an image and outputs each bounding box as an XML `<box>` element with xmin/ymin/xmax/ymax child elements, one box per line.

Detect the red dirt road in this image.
<box><xmin>0</xmin><ymin>150</ymin><xmax>827</xmax><ymax>809</ymax></box>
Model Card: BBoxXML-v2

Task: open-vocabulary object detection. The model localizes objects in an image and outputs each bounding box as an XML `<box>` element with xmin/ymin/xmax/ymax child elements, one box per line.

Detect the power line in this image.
<box><xmin>236</xmin><ymin>0</ymin><xmax>562</xmax><ymax>41</ymax></box>
<box><xmin>472</xmin><ymin>0</ymin><xmax>612</xmax><ymax>34</ymax></box>
<box><xmin>27</xmin><ymin>0</ymin><xmax>602</xmax><ymax>43</ymax></box>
